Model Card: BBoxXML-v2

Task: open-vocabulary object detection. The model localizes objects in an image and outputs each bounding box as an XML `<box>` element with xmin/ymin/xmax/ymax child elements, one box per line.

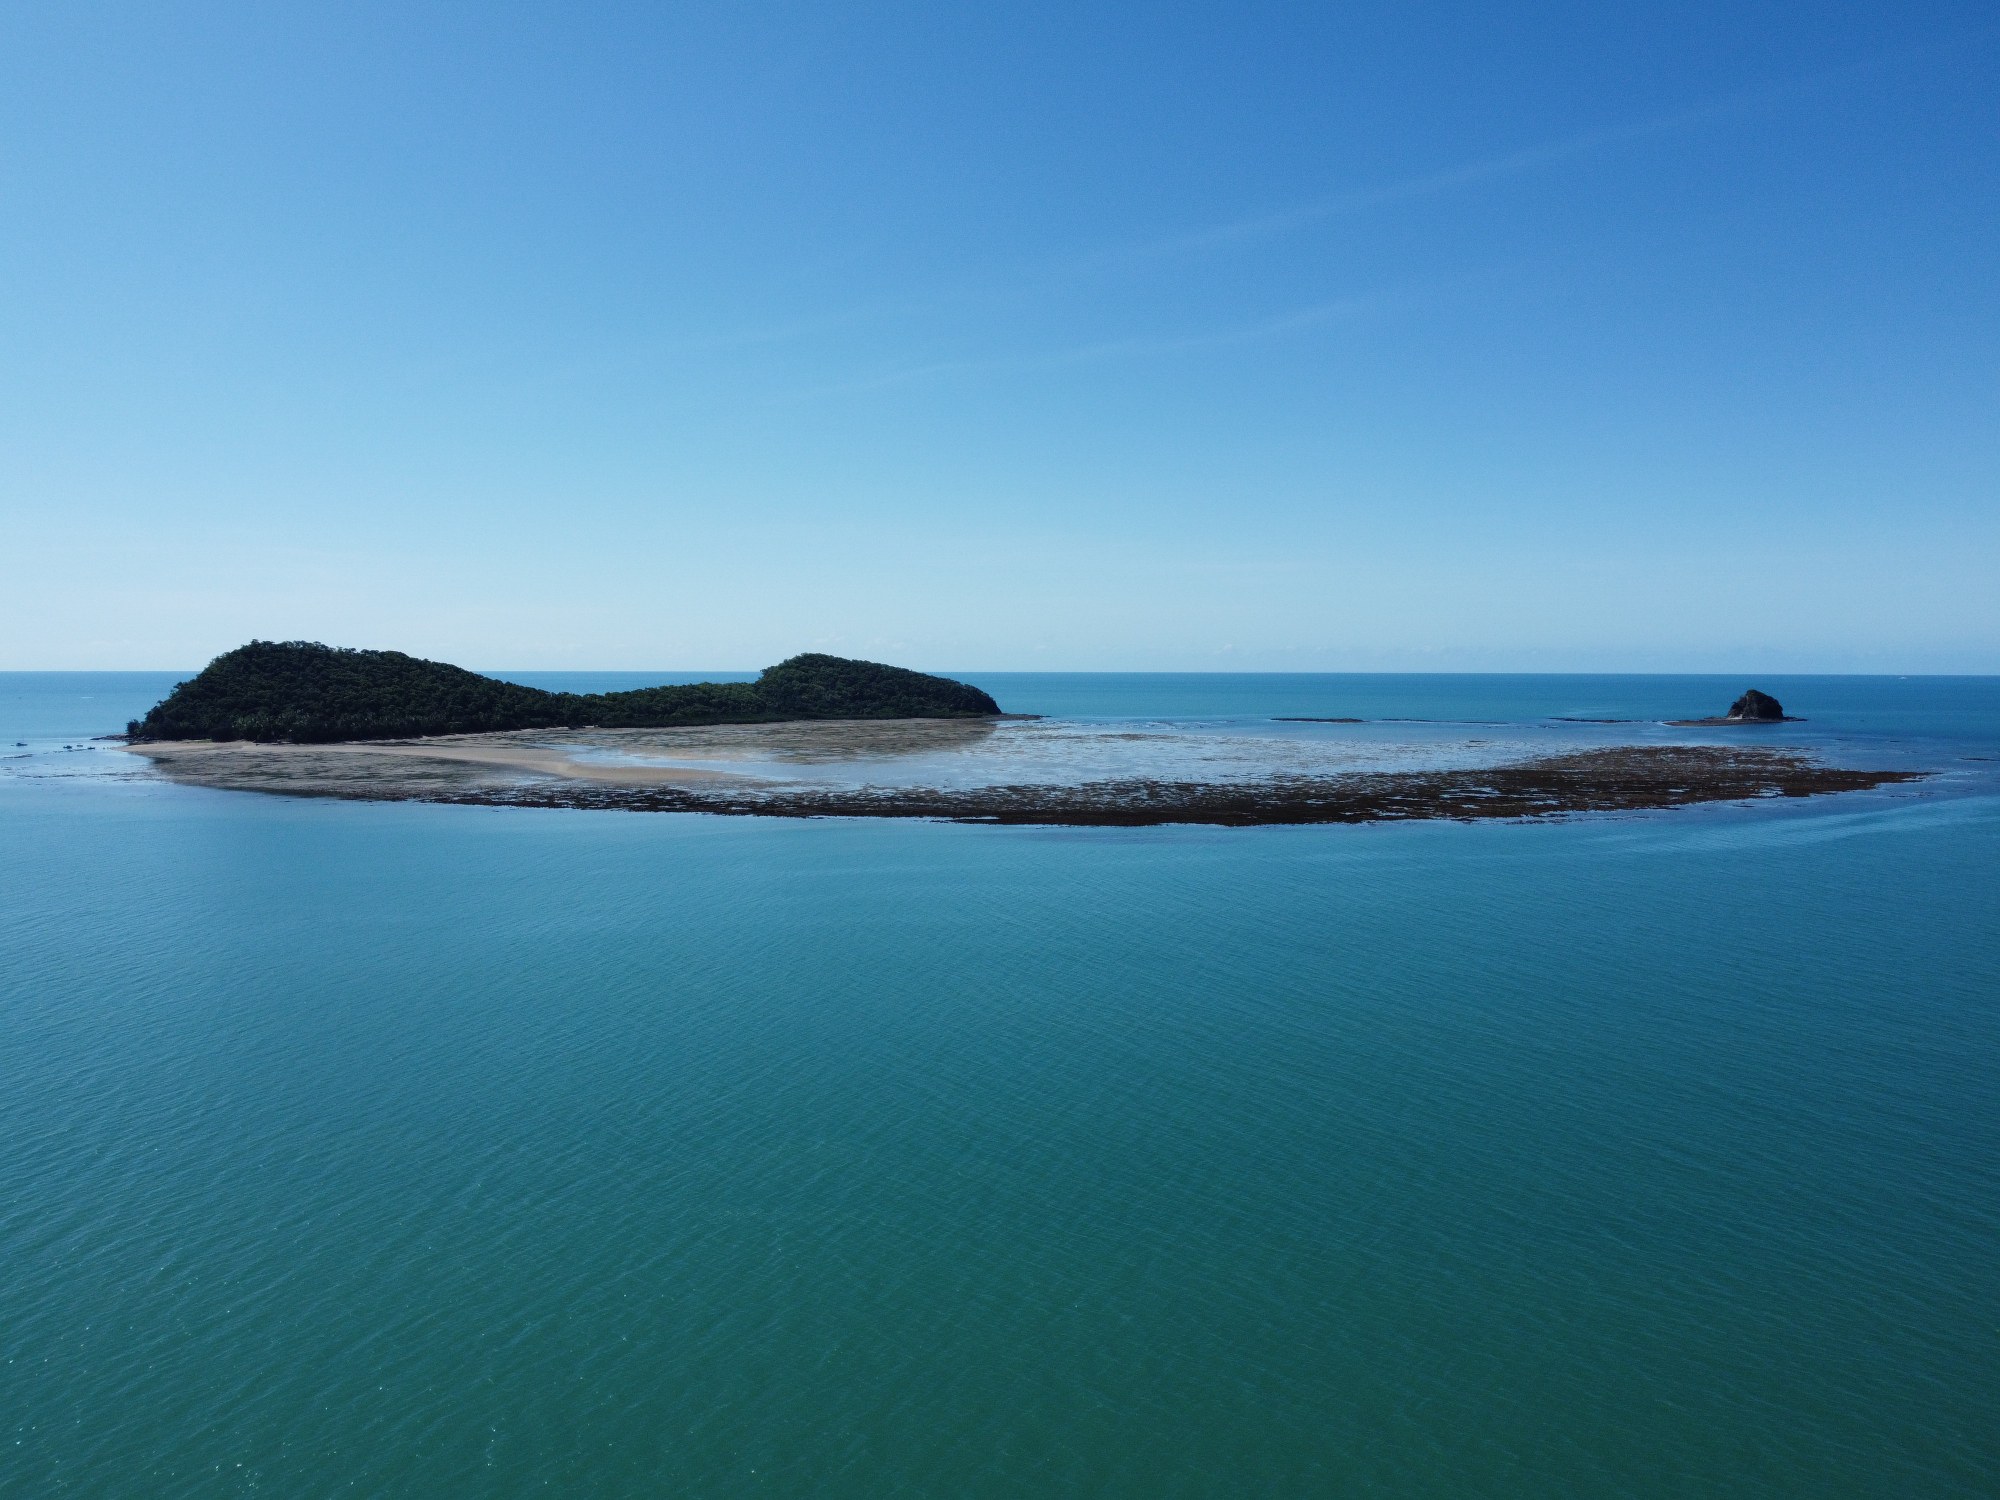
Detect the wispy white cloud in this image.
<box><xmin>735</xmin><ymin>42</ymin><xmax>1955</xmax><ymax>394</ymax></box>
<box><xmin>812</xmin><ymin>264</ymin><xmax>1510</xmax><ymax>395</ymax></box>
<box><xmin>814</xmin><ymin>290</ymin><xmax>1396</xmax><ymax>394</ymax></box>
<box><xmin>1056</xmin><ymin>44</ymin><xmax>1943</xmax><ymax>276</ymax></box>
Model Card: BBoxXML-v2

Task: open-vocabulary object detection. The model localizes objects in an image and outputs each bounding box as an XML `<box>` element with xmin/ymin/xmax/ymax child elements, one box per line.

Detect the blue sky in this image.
<box><xmin>4</xmin><ymin>2</ymin><xmax>1995</xmax><ymax>671</ymax></box>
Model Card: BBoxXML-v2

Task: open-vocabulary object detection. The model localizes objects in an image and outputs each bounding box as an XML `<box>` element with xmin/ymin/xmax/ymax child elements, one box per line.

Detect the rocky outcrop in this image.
<box><xmin>1726</xmin><ymin>689</ymin><xmax>1786</xmax><ymax>722</ymax></box>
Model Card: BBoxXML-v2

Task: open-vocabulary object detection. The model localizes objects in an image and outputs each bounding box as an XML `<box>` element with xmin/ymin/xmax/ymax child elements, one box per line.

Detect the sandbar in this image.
<box><xmin>126</xmin><ymin>728</ymin><xmax>1922</xmax><ymax>828</ymax></box>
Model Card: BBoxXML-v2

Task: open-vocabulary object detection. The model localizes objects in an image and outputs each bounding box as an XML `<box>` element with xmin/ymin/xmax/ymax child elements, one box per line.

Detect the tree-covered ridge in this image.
<box><xmin>128</xmin><ymin>641</ymin><xmax>1001</xmax><ymax>743</ymax></box>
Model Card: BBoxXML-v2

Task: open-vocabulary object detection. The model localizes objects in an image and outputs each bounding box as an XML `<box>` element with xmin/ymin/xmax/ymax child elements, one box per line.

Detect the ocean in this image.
<box><xmin>3</xmin><ymin>672</ymin><xmax>1997</xmax><ymax>1497</ymax></box>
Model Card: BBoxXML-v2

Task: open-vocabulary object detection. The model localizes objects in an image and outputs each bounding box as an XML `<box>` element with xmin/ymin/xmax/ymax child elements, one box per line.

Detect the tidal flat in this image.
<box><xmin>127</xmin><ymin>718</ymin><xmax>1919</xmax><ymax>826</ymax></box>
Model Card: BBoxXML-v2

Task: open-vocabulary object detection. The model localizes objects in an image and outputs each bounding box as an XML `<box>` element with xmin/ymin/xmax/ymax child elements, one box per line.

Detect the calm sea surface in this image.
<box><xmin>3</xmin><ymin>673</ymin><xmax>1997</xmax><ymax>1497</ymax></box>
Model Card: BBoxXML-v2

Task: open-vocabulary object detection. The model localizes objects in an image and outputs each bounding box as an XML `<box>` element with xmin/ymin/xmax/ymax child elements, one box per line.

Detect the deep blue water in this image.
<box><xmin>3</xmin><ymin>673</ymin><xmax>1997</xmax><ymax>1497</ymax></box>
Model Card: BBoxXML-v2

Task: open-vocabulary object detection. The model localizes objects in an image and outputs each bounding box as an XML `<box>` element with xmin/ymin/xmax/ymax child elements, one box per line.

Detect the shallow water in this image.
<box><xmin>548</xmin><ymin>715</ymin><xmax>1566</xmax><ymax>791</ymax></box>
<box><xmin>3</xmin><ymin>673</ymin><xmax>1997</xmax><ymax>1497</ymax></box>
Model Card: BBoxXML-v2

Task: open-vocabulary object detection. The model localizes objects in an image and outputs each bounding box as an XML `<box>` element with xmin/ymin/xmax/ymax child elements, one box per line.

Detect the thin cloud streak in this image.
<box><xmin>693</xmin><ymin>39</ymin><xmax>1962</xmax><ymax>395</ymax></box>
<box><xmin>1047</xmin><ymin>41</ymin><xmax>1957</xmax><ymax>277</ymax></box>
<box><xmin>813</xmin><ymin>293</ymin><xmax>1384</xmax><ymax>395</ymax></box>
<box><xmin>808</xmin><ymin>272</ymin><xmax>1502</xmax><ymax>396</ymax></box>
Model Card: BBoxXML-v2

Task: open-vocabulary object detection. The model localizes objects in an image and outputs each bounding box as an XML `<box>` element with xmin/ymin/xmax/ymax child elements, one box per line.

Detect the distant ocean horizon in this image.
<box><xmin>14</xmin><ymin>661</ymin><xmax>1996</xmax><ymax>714</ymax></box>
<box><xmin>4</xmin><ymin>671</ymin><xmax>1997</xmax><ymax>1496</ymax></box>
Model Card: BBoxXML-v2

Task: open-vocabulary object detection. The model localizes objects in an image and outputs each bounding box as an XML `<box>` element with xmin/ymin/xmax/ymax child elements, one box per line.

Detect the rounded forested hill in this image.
<box><xmin>129</xmin><ymin>641</ymin><xmax>1001</xmax><ymax>743</ymax></box>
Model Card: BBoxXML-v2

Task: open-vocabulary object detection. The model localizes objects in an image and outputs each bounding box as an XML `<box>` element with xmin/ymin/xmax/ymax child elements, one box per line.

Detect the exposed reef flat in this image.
<box><xmin>129</xmin><ymin>733</ymin><xmax>1919</xmax><ymax>827</ymax></box>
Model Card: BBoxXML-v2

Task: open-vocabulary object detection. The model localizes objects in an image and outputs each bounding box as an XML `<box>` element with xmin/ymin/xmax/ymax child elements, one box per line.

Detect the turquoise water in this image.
<box><xmin>3</xmin><ymin>674</ymin><xmax>1997</xmax><ymax>1497</ymax></box>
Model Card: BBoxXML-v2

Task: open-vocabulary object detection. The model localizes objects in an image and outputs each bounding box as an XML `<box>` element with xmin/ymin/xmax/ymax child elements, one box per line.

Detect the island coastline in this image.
<box><xmin>126</xmin><ymin>735</ymin><xmax>1921</xmax><ymax>827</ymax></box>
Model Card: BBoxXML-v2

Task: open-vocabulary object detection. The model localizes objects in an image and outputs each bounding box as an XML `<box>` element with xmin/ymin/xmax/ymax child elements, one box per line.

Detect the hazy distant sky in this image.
<box><xmin>3</xmin><ymin>2</ymin><xmax>1995</xmax><ymax>670</ymax></box>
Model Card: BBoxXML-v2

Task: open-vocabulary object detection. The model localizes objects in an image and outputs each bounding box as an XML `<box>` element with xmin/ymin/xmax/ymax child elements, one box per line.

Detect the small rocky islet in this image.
<box><xmin>1669</xmin><ymin>687</ymin><xmax>1801</xmax><ymax>727</ymax></box>
<box><xmin>1729</xmin><ymin>688</ymin><xmax>1787</xmax><ymax>721</ymax></box>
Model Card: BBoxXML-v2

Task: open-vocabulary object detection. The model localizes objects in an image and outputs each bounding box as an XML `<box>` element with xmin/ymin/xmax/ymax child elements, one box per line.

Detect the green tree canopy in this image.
<box><xmin>129</xmin><ymin>641</ymin><xmax>1001</xmax><ymax>742</ymax></box>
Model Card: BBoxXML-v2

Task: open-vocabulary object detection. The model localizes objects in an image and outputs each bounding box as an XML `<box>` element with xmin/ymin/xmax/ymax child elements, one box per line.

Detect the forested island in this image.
<box><xmin>123</xmin><ymin>647</ymin><xmax>1922</xmax><ymax>826</ymax></box>
<box><xmin>128</xmin><ymin>641</ymin><xmax>1001</xmax><ymax>743</ymax></box>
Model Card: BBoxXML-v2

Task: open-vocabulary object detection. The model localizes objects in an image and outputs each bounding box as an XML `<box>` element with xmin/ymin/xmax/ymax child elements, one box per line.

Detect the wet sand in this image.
<box><xmin>127</xmin><ymin>727</ymin><xmax>1921</xmax><ymax>827</ymax></box>
<box><xmin>131</xmin><ymin>735</ymin><xmax>758</xmax><ymax>791</ymax></box>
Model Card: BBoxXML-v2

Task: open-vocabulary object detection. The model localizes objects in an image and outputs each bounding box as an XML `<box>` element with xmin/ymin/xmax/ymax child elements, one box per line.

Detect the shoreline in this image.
<box><xmin>128</xmin><ymin>735</ymin><xmax>756</xmax><ymax>788</ymax></box>
<box><xmin>1664</xmin><ymin>720</ymin><xmax>1807</xmax><ymax>727</ymax></box>
<box><xmin>126</xmin><ymin>738</ymin><xmax>1923</xmax><ymax>828</ymax></box>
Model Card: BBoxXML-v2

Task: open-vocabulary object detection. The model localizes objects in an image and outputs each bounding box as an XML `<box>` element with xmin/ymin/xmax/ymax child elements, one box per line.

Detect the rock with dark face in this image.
<box><xmin>1726</xmin><ymin>689</ymin><xmax>1785</xmax><ymax>721</ymax></box>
